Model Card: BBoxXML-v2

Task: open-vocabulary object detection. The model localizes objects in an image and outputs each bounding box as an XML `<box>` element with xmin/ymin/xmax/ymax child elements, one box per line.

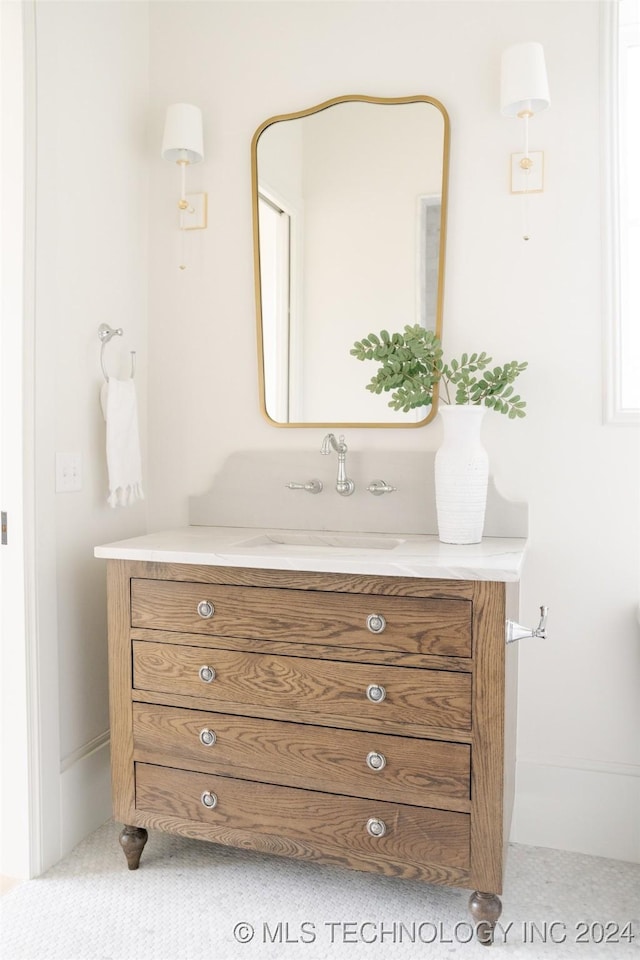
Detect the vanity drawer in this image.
<box><xmin>132</xmin><ymin>641</ymin><xmax>472</xmax><ymax>731</ymax></box>
<box><xmin>130</xmin><ymin>579</ymin><xmax>472</xmax><ymax>658</ymax></box>
<box><xmin>132</xmin><ymin>703</ymin><xmax>471</xmax><ymax>807</ymax></box>
<box><xmin>135</xmin><ymin>762</ymin><xmax>471</xmax><ymax>872</ymax></box>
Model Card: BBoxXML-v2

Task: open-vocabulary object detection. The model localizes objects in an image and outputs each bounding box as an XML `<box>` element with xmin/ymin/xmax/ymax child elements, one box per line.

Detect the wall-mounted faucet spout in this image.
<box><xmin>321</xmin><ymin>433</ymin><xmax>355</xmax><ymax>496</ymax></box>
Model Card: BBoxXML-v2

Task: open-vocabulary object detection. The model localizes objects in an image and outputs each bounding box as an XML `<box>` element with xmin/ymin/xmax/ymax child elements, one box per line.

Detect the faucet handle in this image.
<box><xmin>367</xmin><ymin>479</ymin><xmax>397</xmax><ymax>496</ymax></box>
<box><xmin>285</xmin><ymin>479</ymin><xmax>323</xmax><ymax>494</ymax></box>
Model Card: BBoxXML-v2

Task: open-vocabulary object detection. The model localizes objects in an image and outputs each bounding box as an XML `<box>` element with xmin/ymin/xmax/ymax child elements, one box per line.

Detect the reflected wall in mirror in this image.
<box><xmin>251</xmin><ymin>95</ymin><xmax>450</xmax><ymax>427</ymax></box>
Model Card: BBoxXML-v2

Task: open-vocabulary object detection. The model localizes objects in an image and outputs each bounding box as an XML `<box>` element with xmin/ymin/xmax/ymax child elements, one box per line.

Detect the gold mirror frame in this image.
<box><xmin>251</xmin><ymin>94</ymin><xmax>450</xmax><ymax>428</ymax></box>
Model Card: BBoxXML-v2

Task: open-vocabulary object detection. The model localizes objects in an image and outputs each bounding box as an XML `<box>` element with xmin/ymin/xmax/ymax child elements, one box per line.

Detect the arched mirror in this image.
<box><xmin>251</xmin><ymin>95</ymin><xmax>450</xmax><ymax>427</ymax></box>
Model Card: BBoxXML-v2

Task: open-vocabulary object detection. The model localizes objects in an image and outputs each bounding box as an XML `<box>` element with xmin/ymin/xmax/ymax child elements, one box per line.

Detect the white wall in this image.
<box><xmin>147</xmin><ymin>1</ymin><xmax>640</xmax><ymax>862</ymax></box>
<box><xmin>33</xmin><ymin>0</ymin><xmax>149</xmax><ymax>868</ymax></box>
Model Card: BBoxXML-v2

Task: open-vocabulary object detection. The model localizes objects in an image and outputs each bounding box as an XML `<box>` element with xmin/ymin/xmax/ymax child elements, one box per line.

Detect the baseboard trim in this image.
<box><xmin>511</xmin><ymin>758</ymin><xmax>640</xmax><ymax>863</ymax></box>
<box><xmin>59</xmin><ymin>733</ymin><xmax>112</xmax><ymax>859</ymax></box>
<box><xmin>60</xmin><ymin>729</ymin><xmax>110</xmax><ymax>774</ymax></box>
<box><xmin>517</xmin><ymin>753</ymin><xmax>640</xmax><ymax>779</ymax></box>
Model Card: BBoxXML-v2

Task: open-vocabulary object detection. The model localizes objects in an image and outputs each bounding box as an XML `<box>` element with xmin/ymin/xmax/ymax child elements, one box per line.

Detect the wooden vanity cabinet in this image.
<box><xmin>106</xmin><ymin>559</ymin><xmax>517</xmax><ymax>943</ymax></box>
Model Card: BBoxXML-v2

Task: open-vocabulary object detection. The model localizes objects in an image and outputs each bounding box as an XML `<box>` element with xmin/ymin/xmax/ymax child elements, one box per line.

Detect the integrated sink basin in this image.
<box><xmin>228</xmin><ymin>531</ymin><xmax>405</xmax><ymax>552</ymax></box>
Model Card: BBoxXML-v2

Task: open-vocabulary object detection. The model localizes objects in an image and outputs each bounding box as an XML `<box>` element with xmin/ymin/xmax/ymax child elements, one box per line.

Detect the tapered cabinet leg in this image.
<box><xmin>119</xmin><ymin>825</ymin><xmax>148</xmax><ymax>870</ymax></box>
<box><xmin>469</xmin><ymin>891</ymin><xmax>502</xmax><ymax>946</ymax></box>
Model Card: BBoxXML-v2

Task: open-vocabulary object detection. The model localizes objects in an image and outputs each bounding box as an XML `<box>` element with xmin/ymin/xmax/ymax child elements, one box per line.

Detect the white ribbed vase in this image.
<box><xmin>435</xmin><ymin>405</ymin><xmax>489</xmax><ymax>544</ymax></box>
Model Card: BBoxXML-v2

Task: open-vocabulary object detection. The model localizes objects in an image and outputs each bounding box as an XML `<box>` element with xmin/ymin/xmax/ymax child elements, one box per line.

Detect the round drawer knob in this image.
<box><xmin>366</xmin><ymin>751</ymin><xmax>387</xmax><ymax>771</ymax></box>
<box><xmin>366</xmin><ymin>817</ymin><xmax>387</xmax><ymax>838</ymax></box>
<box><xmin>201</xmin><ymin>790</ymin><xmax>218</xmax><ymax>809</ymax></box>
<box><xmin>199</xmin><ymin>665</ymin><xmax>216</xmax><ymax>683</ymax></box>
<box><xmin>366</xmin><ymin>613</ymin><xmax>386</xmax><ymax>634</ymax></box>
<box><xmin>197</xmin><ymin>600</ymin><xmax>215</xmax><ymax>619</ymax></box>
<box><xmin>199</xmin><ymin>728</ymin><xmax>216</xmax><ymax>747</ymax></box>
<box><xmin>366</xmin><ymin>683</ymin><xmax>386</xmax><ymax>703</ymax></box>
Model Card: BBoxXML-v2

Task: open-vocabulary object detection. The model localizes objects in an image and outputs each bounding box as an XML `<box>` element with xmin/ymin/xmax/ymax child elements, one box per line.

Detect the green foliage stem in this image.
<box><xmin>350</xmin><ymin>324</ymin><xmax>528</xmax><ymax>418</ymax></box>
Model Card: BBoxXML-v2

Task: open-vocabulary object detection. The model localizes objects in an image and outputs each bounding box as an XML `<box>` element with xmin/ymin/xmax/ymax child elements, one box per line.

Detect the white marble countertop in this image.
<box><xmin>94</xmin><ymin>525</ymin><xmax>527</xmax><ymax>582</ymax></box>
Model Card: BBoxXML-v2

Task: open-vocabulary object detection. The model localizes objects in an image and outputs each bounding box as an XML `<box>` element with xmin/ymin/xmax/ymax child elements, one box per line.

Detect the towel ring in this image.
<box><xmin>98</xmin><ymin>323</ymin><xmax>136</xmax><ymax>381</ymax></box>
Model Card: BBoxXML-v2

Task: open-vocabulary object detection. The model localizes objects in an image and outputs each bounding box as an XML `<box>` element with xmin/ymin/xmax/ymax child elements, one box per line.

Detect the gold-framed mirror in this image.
<box><xmin>251</xmin><ymin>94</ymin><xmax>450</xmax><ymax>427</ymax></box>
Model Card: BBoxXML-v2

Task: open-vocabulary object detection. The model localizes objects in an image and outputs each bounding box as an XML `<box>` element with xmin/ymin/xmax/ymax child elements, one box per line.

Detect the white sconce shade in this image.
<box><xmin>161</xmin><ymin>103</ymin><xmax>204</xmax><ymax>164</ymax></box>
<box><xmin>501</xmin><ymin>42</ymin><xmax>550</xmax><ymax>118</ymax></box>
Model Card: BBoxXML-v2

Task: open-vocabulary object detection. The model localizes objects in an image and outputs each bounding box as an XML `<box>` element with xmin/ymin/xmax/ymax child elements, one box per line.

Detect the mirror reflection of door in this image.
<box><xmin>258</xmin><ymin>191</ymin><xmax>292</xmax><ymax>423</ymax></box>
<box><xmin>252</xmin><ymin>96</ymin><xmax>449</xmax><ymax>426</ymax></box>
<box><xmin>418</xmin><ymin>196</ymin><xmax>442</xmax><ymax>331</ymax></box>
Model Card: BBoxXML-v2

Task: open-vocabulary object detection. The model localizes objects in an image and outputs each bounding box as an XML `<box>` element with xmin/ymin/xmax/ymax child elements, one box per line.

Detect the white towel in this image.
<box><xmin>100</xmin><ymin>377</ymin><xmax>144</xmax><ymax>508</ymax></box>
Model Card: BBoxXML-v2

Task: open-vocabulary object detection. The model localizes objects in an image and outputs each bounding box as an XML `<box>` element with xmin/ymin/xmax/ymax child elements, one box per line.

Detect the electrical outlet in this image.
<box><xmin>55</xmin><ymin>452</ymin><xmax>82</xmax><ymax>492</ymax></box>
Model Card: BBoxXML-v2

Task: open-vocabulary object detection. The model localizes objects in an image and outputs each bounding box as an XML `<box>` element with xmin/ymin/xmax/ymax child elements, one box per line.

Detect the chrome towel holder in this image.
<box><xmin>98</xmin><ymin>323</ymin><xmax>136</xmax><ymax>381</ymax></box>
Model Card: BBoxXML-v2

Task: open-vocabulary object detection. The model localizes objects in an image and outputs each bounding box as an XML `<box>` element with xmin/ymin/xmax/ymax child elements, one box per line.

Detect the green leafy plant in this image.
<box><xmin>350</xmin><ymin>324</ymin><xmax>528</xmax><ymax>419</ymax></box>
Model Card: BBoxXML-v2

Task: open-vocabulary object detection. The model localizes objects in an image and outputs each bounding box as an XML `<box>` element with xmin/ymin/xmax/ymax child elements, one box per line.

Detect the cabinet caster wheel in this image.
<box><xmin>119</xmin><ymin>825</ymin><xmax>148</xmax><ymax>870</ymax></box>
<box><xmin>469</xmin><ymin>891</ymin><xmax>502</xmax><ymax>946</ymax></box>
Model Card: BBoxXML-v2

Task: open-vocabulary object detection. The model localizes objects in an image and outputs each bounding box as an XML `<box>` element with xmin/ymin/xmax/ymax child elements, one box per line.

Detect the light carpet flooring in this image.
<box><xmin>1</xmin><ymin>820</ymin><xmax>639</xmax><ymax>960</ymax></box>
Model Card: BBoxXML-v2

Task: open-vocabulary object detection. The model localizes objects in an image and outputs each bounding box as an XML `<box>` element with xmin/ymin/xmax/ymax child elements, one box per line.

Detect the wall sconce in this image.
<box><xmin>161</xmin><ymin>102</ymin><xmax>207</xmax><ymax>269</ymax></box>
<box><xmin>501</xmin><ymin>42</ymin><xmax>550</xmax><ymax>240</ymax></box>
